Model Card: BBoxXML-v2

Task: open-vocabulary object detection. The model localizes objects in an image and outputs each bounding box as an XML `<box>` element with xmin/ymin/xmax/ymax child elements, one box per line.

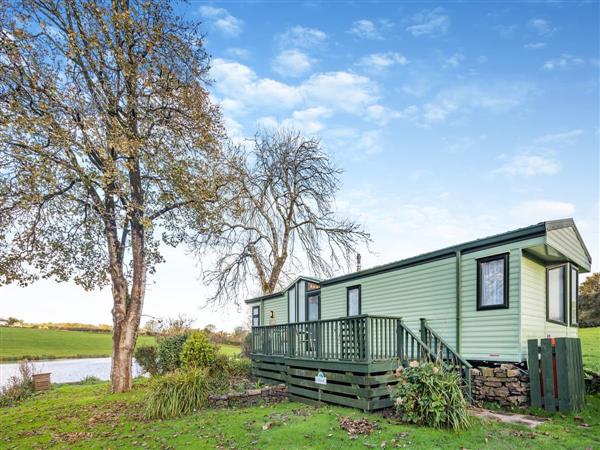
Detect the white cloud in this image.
<box><xmin>493</xmin><ymin>24</ymin><xmax>518</xmax><ymax>38</ymax></box>
<box><xmin>542</xmin><ymin>54</ymin><xmax>585</xmax><ymax>70</ymax></box>
<box><xmin>356</xmin><ymin>52</ymin><xmax>408</xmax><ymax>72</ymax></box>
<box><xmin>496</xmin><ymin>153</ymin><xmax>561</xmax><ymax>176</ymax></box>
<box><xmin>421</xmin><ymin>82</ymin><xmax>534</xmax><ymax>123</ymax></box>
<box><xmin>272</xmin><ymin>50</ymin><xmax>315</xmax><ymax>78</ymax></box>
<box><xmin>533</xmin><ymin>129</ymin><xmax>583</xmax><ymax>146</ymax></box>
<box><xmin>356</xmin><ymin>130</ymin><xmax>384</xmax><ymax>155</ymax></box>
<box><xmin>226</xmin><ymin>47</ymin><xmax>249</xmax><ymax>59</ymax></box>
<box><xmin>406</xmin><ymin>8</ymin><xmax>449</xmax><ymax>37</ymax></box>
<box><xmin>199</xmin><ymin>6</ymin><xmax>243</xmax><ymax>37</ymax></box>
<box><xmin>282</xmin><ymin>106</ymin><xmax>333</xmax><ymax>133</ymax></box>
<box><xmin>511</xmin><ymin>200</ymin><xmax>575</xmax><ymax>221</ymax></box>
<box><xmin>211</xmin><ymin>59</ymin><xmax>303</xmax><ymax>111</ymax></box>
<box><xmin>524</xmin><ymin>42</ymin><xmax>546</xmax><ymax>50</ymax></box>
<box><xmin>349</xmin><ymin>19</ymin><xmax>393</xmax><ymax>40</ymax></box>
<box><xmin>302</xmin><ymin>71</ymin><xmax>379</xmax><ymax>113</ymax></box>
<box><xmin>366</xmin><ymin>104</ymin><xmax>417</xmax><ymax>126</ymax></box>
<box><xmin>443</xmin><ymin>53</ymin><xmax>465</xmax><ymax>68</ymax></box>
<box><xmin>278</xmin><ymin>26</ymin><xmax>327</xmax><ymax>48</ymax></box>
<box><xmin>527</xmin><ymin>18</ymin><xmax>555</xmax><ymax>36</ymax></box>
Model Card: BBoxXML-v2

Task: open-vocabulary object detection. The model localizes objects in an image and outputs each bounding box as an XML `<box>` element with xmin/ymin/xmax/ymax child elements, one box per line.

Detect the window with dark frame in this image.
<box><xmin>347</xmin><ymin>285</ymin><xmax>361</xmax><ymax>316</ymax></box>
<box><xmin>477</xmin><ymin>254</ymin><xmax>509</xmax><ymax>310</ymax></box>
<box><xmin>251</xmin><ymin>305</ymin><xmax>260</xmax><ymax>327</ymax></box>
<box><xmin>288</xmin><ymin>286</ymin><xmax>296</xmax><ymax>323</ymax></box>
<box><xmin>307</xmin><ymin>293</ymin><xmax>320</xmax><ymax>321</ymax></box>
<box><xmin>547</xmin><ymin>265</ymin><xmax>566</xmax><ymax>324</ymax></box>
<box><xmin>570</xmin><ymin>266</ymin><xmax>579</xmax><ymax>326</ymax></box>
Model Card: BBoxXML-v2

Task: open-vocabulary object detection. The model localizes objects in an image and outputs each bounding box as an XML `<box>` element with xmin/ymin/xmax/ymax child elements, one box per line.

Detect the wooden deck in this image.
<box><xmin>250</xmin><ymin>315</ymin><xmax>470</xmax><ymax>410</ymax></box>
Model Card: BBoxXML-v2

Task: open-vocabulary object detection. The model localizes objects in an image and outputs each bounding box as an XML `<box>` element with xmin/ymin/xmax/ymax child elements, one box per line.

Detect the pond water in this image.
<box><xmin>0</xmin><ymin>357</ymin><xmax>144</xmax><ymax>387</ymax></box>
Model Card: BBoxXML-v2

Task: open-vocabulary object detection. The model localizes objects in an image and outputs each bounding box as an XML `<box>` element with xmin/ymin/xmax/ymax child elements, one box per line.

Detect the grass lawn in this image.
<box><xmin>580</xmin><ymin>327</ymin><xmax>600</xmax><ymax>372</ymax></box>
<box><xmin>1</xmin><ymin>380</ymin><xmax>599</xmax><ymax>449</ymax></box>
<box><xmin>0</xmin><ymin>328</ymin><xmax>156</xmax><ymax>361</ymax></box>
<box><xmin>0</xmin><ymin>327</ymin><xmax>241</xmax><ymax>361</ymax></box>
<box><xmin>219</xmin><ymin>343</ymin><xmax>242</xmax><ymax>357</ymax></box>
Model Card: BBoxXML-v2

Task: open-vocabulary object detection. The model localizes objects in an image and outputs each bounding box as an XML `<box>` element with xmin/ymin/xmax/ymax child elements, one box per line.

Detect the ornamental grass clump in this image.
<box><xmin>391</xmin><ymin>362</ymin><xmax>471</xmax><ymax>431</ymax></box>
<box><xmin>145</xmin><ymin>368</ymin><xmax>210</xmax><ymax>419</ymax></box>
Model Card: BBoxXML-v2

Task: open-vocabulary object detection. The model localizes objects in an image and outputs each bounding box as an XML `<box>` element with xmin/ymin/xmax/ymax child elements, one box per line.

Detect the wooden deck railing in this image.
<box><xmin>251</xmin><ymin>315</ymin><xmax>434</xmax><ymax>364</ymax></box>
<box><xmin>420</xmin><ymin>318</ymin><xmax>472</xmax><ymax>401</ymax></box>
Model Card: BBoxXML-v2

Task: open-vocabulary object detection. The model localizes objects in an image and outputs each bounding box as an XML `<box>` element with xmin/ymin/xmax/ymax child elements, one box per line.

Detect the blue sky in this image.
<box><xmin>2</xmin><ymin>1</ymin><xmax>598</xmax><ymax>330</ymax></box>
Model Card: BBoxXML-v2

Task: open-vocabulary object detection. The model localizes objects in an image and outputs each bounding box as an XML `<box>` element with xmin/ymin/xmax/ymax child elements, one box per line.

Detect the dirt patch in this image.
<box><xmin>470</xmin><ymin>407</ymin><xmax>547</xmax><ymax>428</ymax></box>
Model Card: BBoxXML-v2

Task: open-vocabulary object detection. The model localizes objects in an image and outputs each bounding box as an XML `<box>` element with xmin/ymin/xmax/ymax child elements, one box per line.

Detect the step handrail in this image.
<box><xmin>420</xmin><ymin>318</ymin><xmax>472</xmax><ymax>402</ymax></box>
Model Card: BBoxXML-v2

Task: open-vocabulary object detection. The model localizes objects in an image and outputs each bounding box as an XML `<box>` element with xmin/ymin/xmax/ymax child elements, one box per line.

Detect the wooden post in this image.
<box><xmin>527</xmin><ymin>339</ymin><xmax>542</xmax><ymax>409</ymax></box>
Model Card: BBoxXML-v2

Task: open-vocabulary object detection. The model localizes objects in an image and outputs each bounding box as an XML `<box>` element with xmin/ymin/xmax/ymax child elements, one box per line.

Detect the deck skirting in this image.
<box><xmin>250</xmin><ymin>355</ymin><xmax>401</xmax><ymax>411</ymax></box>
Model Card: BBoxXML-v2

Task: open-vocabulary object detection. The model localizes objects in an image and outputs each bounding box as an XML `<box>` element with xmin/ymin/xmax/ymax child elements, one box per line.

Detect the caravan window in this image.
<box><xmin>288</xmin><ymin>286</ymin><xmax>296</xmax><ymax>322</ymax></box>
<box><xmin>347</xmin><ymin>286</ymin><xmax>361</xmax><ymax>316</ymax></box>
<box><xmin>477</xmin><ymin>254</ymin><xmax>509</xmax><ymax>310</ymax></box>
<box><xmin>251</xmin><ymin>306</ymin><xmax>260</xmax><ymax>327</ymax></box>
<box><xmin>547</xmin><ymin>265</ymin><xmax>566</xmax><ymax>324</ymax></box>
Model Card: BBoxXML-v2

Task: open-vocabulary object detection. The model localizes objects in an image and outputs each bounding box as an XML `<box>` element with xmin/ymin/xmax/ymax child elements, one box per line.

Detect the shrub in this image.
<box><xmin>241</xmin><ymin>333</ymin><xmax>252</xmax><ymax>358</ymax></box>
<box><xmin>391</xmin><ymin>362</ymin><xmax>470</xmax><ymax>431</ymax></box>
<box><xmin>157</xmin><ymin>334</ymin><xmax>188</xmax><ymax>373</ymax></box>
<box><xmin>0</xmin><ymin>360</ymin><xmax>36</xmax><ymax>407</ymax></box>
<box><xmin>79</xmin><ymin>376</ymin><xmax>102</xmax><ymax>385</ymax></box>
<box><xmin>228</xmin><ymin>357</ymin><xmax>252</xmax><ymax>378</ymax></box>
<box><xmin>180</xmin><ymin>332</ymin><xmax>218</xmax><ymax>369</ymax></box>
<box><xmin>145</xmin><ymin>368</ymin><xmax>211</xmax><ymax>419</ymax></box>
<box><xmin>134</xmin><ymin>345</ymin><xmax>159</xmax><ymax>376</ymax></box>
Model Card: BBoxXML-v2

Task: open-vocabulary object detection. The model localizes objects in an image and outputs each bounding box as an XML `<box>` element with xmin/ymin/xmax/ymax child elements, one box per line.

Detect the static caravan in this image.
<box><xmin>246</xmin><ymin>219</ymin><xmax>592</xmax><ymax>409</ymax></box>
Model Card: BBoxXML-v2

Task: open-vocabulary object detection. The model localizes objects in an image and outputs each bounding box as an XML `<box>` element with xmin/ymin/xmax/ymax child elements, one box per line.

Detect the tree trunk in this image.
<box><xmin>110</xmin><ymin>320</ymin><xmax>134</xmax><ymax>393</ymax></box>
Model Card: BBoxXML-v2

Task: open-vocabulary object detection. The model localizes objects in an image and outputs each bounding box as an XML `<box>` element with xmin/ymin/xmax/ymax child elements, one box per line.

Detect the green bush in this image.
<box><xmin>0</xmin><ymin>360</ymin><xmax>35</xmax><ymax>407</ymax></box>
<box><xmin>145</xmin><ymin>368</ymin><xmax>210</xmax><ymax>419</ymax></box>
<box><xmin>228</xmin><ymin>357</ymin><xmax>252</xmax><ymax>377</ymax></box>
<box><xmin>391</xmin><ymin>362</ymin><xmax>470</xmax><ymax>431</ymax></box>
<box><xmin>180</xmin><ymin>332</ymin><xmax>218</xmax><ymax>369</ymax></box>
<box><xmin>241</xmin><ymin>333</ymin><xmax>252</xmax><ymax>357</ymax></box>
<box><xmin>134</xmin><ymin>345</ymin><xmax>159</xmax><ymax>376</ymax></box>
<box><xmin>157</xmin><ymin>334</ymin><xmax>188</xmax><ymax>373</ymax></box>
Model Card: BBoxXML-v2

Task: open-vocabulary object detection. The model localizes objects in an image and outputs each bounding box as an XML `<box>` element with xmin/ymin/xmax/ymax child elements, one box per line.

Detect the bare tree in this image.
<box><xmin>0</xmin><ymin>0</ymin><xmax>224</xmax><ymax>392</ymax></box>
<box><xmin>191</xmin><ymin>128</ymin><xmax>370</xmax><ymax>304</ymax></box>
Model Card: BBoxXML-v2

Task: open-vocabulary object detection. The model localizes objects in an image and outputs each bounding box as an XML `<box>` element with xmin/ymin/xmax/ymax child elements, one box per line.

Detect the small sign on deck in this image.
<box><xmin>315</xmin><ymin>371</ymin><xmax>327</xmax><ymax>385</ymax></box>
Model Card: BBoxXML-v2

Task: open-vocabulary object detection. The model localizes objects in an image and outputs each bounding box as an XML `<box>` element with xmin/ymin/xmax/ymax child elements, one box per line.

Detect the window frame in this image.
<box><xmin>287</xmin><ymin>285</ymin><xmax>296</xmax><ymax>323</ymax></box>
<box><xmin>546</xmin><ymin>264</ymin><xmax>568</xmax><ymax>326</ymax></box>
<box><xmin>346</xmin><ymin>285</ymin><xmax>362</xmax><ymax>316</ymax></box>
<box><xmin>251</xmin><ymin>305</ymin><xmax>260</xmax><ymax>327</ymax></box>
<box><xmin>570</xmin><ymin>265</ymin><xmax>579</xmax><ymax>327</ymax></box>
<box><xmin>476</xmin><ymin>253</ymin><xmax>509</xmax><ymax>311</ymax></box>
<box><xmin>307</xmin><ymin>291</ymin><xmax>321</xmax><ymax>321</ymax></box>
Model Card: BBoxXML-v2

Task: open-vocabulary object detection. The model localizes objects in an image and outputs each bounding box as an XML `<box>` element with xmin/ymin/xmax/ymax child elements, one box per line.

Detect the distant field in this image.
<box><xmin>0</xmin><ymin>328</ymin><xmax>156</xmax><ymax>361</ymax></box>
<box><xmin>0</xmin><ymin>327</ymin><xmax>241</xmax><ymax>361</ymax></box>
<box><xmin>580</xmin><ymin>327</ymin><xmax>600</xmax><ymax>372</ymax></box>
<box><xmin>219</xmin><ymin>344</ymin><xmax>242</xmax><ymax>357</ymax></box>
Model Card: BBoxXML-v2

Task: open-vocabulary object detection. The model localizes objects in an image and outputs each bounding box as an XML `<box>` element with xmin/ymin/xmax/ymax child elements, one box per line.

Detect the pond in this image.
<box><xmin>0</xmin><ymin>357</ymin><xmax>144</xmax><ymax>387</ymax></box>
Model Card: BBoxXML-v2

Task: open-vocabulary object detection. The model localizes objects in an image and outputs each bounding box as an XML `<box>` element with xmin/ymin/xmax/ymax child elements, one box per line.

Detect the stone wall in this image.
<box><xmin>471</xmin><ymin>364</ymin><xmax>530</xmax><ymax>408</ymax></box>
<box><xmin>208</xmin><ymin>384</ymin><xmax>288</xmax><ymax>408</ymax></box>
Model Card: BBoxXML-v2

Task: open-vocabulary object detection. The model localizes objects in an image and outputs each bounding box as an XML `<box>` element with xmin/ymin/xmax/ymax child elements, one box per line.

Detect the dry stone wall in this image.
<box><xmin>471</xmin><ymin>364</ymin><xmax>530</xmax><ymax>408</ymax></box>
<box><xmin>208</xmin><ymin>384</ymin><xmax>288</xmax><ymax>408</ymax></box>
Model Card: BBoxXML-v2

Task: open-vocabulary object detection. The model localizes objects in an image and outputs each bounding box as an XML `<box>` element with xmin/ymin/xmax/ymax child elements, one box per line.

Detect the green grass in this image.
<box><xmin>219</xmin><ymin>344</ymin><xmax>242</xmax><ymax>357</ymax></box>
<box><xmin>1</xmin><ymin>380</ymin><xmax>599</xmax><ymax>449</ymax></box>
<box><xmin>0</xmin><ymin>328</ymin><xmax>155</xmax><ymax>361</ymax></box>
<box><xmin>0</xmin><ymin>327</ymin><xmax>241</xmax><ymax>361</ymax></box>
<box><xmin>580</xmin><ymin>327</ymin><xmax>600</xmax><ymax>372</ymax></box>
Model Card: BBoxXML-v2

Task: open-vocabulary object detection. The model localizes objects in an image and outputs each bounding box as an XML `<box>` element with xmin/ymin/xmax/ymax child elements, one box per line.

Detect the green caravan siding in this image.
<box><xmin>546</xmin><ymin>227</ymin><xmax>591</xmax><ymax>271</ymax></box>
<box><xmin>520</xmin><ymin>256</ymin><xmax>577</xmax><ymax>358</ymax></box>
<box><xmin>459</xmin><ymin>236</ymin><xmax>544</xmax><ymax>362</ymax></box>
<box><xmin>261</xmin><ymin>294</ymin><xmax>286</xmax><ymax>325</ymax></box>
<box><xmin>320</xmin><ymin>257</ymin><xmax>458</xmax><ymax>348</ymax></box>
